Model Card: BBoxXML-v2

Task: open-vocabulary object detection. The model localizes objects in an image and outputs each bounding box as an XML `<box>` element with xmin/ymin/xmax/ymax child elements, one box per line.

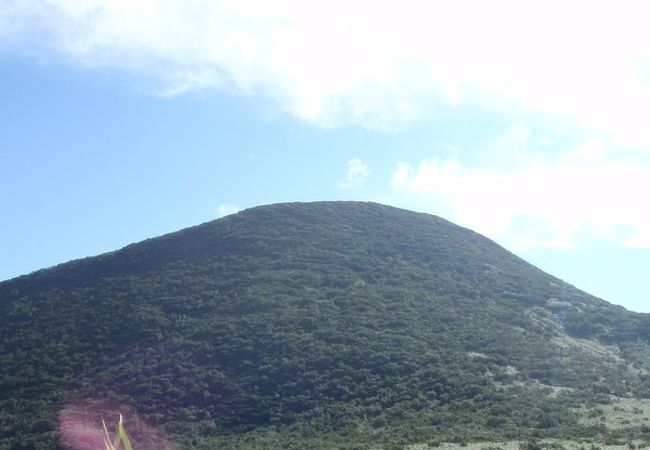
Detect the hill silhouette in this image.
<box><xmin>1</xmin><ymin>201</ymin><xmax>649</xmax><ymax>449</ymax></box>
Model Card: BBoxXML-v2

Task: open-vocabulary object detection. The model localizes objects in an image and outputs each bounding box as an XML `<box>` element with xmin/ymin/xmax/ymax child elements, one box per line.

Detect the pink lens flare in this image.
<box><xmin>59</xmin><ymin>400</ymin><xmax>176</xmax><ymax>450</ymax></box>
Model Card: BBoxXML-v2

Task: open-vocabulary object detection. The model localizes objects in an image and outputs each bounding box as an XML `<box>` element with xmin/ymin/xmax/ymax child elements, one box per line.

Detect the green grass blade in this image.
<box><xmin>118</xmin><ymin>414</ymin><xmax>133</xmax><ymax>450</ymax></box>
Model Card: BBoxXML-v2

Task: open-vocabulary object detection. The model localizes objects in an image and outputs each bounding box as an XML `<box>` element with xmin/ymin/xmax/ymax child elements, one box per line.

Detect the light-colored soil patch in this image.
<box><xmin>399</xmin><ymin>440</ymin><xmax>650</xmax><ymax>450</ymax></box>
<box><xmin>576</xmin><ymin>397</ymin><xmax>650</xmax><ymax>430</ymax></box>
<box><xmin>551</xmin><ymin>335</ymin><xmax>623</xmax><ymax>364</ymax></box>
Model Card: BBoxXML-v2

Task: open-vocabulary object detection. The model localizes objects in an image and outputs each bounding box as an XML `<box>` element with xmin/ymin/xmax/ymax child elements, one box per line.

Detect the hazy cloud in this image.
<box><xmin>216</xmin><ymin>203</ymin><xmax>240</xmax><ymax>218</ymax></box>
<box><xmin>3</xmin><ymin>1</ymin><xmax>650</xmax><ymax>142</ymax></box>
<box><xmin>389</xmin><ymin>130</ymin><xmax>650</xmax><ymax>250</ymax></box>
<box><xmin>340</xmin><ymin>158</ymin><xmax>371</xmax><ymax>188</ymax></box>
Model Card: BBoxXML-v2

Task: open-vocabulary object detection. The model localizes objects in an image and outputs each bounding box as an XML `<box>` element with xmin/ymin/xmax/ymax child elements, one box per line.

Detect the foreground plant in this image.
<box><xmin>102</xmin><ymin>414</ymin><xmax>132</xmax><ymax>450</ymax></box>
<box><xmin>60</xmin><ymin>401</ymin><xmax>174</xmax><ymax>450</ymax></box>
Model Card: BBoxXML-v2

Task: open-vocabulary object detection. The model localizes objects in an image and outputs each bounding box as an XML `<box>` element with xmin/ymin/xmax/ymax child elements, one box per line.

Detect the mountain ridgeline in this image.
<box><xmin>1</xmin><ymin>202</ymin><xmax>650</xmax><ymax>449</ymax></box>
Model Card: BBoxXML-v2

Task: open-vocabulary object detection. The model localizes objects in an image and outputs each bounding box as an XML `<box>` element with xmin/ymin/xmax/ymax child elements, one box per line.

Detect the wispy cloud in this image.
<box><xmin>216</xmin><ymin>203</ymin><xmax>239</xmax><ymax>218</ymax></box>
<box><xmin>3</xmin><ymin>1</ymin><xmax>650</xmax><ymax>142</ymax></box>
<box><xmin>389</xmin><ymin>126</ymin><xmax>650</xmax><ymax>250</ymax></box>
<box><xmin>339</xmin><ymin>158</ymin><xmax>371</xmax><ymax>188</ymax></box>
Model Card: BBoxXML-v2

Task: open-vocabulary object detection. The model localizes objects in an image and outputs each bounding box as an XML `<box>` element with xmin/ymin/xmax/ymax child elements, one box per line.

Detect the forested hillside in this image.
<box><xmin>1</xmin><ymin>202</ymin><xmax>649</xmax><ymax>449</ymax></box>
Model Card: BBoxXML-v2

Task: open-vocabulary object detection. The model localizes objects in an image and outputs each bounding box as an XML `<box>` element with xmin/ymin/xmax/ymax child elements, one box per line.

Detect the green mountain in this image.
<box><xmin>1</xmin><ymin>201</ymin><xmax>649</xmax><ymax>449</ymax></box>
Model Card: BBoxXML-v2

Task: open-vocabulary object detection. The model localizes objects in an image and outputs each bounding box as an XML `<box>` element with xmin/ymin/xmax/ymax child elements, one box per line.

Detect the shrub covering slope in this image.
<box><xmin>1</xmin><ymin>202</ymin><xmax>649</xmax><ymax>448</ymax></box>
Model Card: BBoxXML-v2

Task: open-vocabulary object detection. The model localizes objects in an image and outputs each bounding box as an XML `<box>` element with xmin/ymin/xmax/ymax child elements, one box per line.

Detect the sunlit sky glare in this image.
<box><xmin>1</xmin><ymin>1</ymin><xmax>649</xmax><ymax>313</ymax></box>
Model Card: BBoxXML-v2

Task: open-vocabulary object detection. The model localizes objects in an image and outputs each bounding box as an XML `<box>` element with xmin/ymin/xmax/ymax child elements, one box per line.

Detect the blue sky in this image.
<box><xmin>1</xmin><ymin>1</ymin><xmax>649</xmax><ymax>313</ymax></box>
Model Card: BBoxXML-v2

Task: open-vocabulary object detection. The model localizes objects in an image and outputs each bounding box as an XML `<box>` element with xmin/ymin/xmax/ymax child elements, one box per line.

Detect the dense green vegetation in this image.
<box><xmin>1</xmin><ymin>201</ymin><xmax>649</xmax><ymax>449</ymax></box>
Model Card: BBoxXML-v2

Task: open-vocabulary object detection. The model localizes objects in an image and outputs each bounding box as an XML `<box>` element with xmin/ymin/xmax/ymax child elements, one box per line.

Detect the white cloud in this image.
<box><xmin>340</xmin><ymin>158</ymin><xmax>371</xmax><ymax>188</ymax></box>
<box><xmin>4</xmin><ymin>1</ymin><xmax>650</xmax><ymax>143</ymax></box>
<box><xmin>389</xmin><ymin>128</ymin><xmax>650</xmax><ymax>250</ymax></box>
<box><xmin>216</xmin><ymin>203</ymin><xmax>239</xmax><ymax>218</ymax></box>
